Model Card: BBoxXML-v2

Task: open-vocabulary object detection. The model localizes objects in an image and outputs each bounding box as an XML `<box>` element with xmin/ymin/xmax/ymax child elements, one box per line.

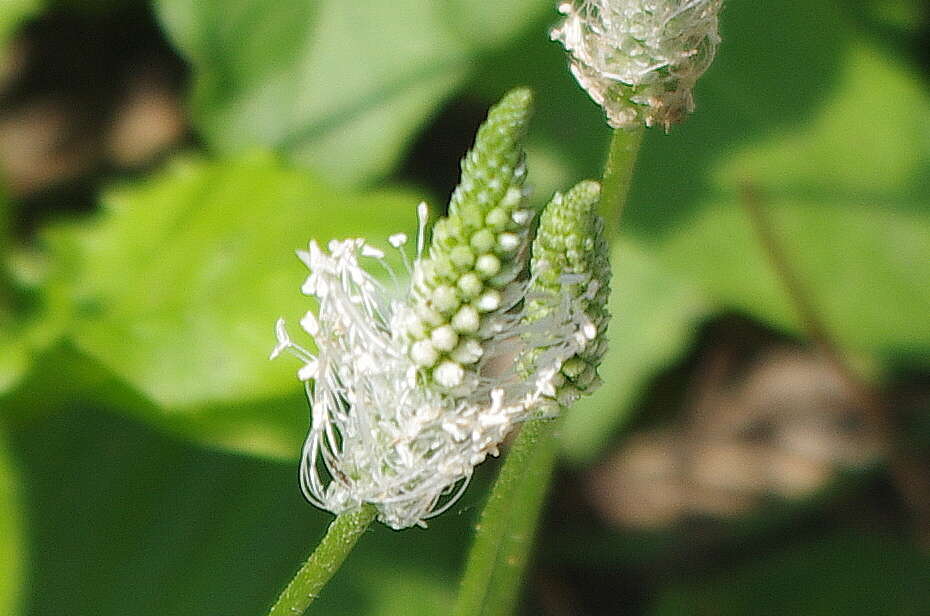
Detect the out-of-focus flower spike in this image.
<box><xmin>551</xmin><ymin>0</ymin><xmax>723</xmax><ymax>130</ymax></box>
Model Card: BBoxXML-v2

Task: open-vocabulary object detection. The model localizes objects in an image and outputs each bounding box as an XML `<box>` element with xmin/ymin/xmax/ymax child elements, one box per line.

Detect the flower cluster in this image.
<box><xmin>272</xmin><ymin>90</ymin><xmax>611</xmax><ymax>530</ymax></box>
<box><xmin>551</xmin><ymin>0</ymin><xmax>723</xmax><ymax>130</ymax></box>
<box><xmin>526</xmin><ymin>180</ymin><xmax>610</xmax><ymax>414</ymax></box>
<box><xmin>402</xmin><ymin>89</ymin><xmax>535</xmax><ymax>393</ymax></box>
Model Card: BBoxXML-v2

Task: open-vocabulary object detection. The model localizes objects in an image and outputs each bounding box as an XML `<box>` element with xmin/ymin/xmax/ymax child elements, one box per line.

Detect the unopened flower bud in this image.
<box><xmin>526</xmin><ymin>179</ymin><xmax>611</xmax><ymax>400</ymax></box>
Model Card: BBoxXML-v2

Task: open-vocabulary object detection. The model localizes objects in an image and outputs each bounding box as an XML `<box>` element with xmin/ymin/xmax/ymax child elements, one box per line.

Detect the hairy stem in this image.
<box><xmin>267</xmin><ymin>505</ymin><xmax>376</xmax><ymax>616</ymax></box>
<box><xmin>452</xmin><ymin>417</ymin><xmax>562</xmax><ymax>616</ymax></box>
<box><xmin>453</xmin><ymin>126</ymin><xmax>644</xmax><ymax>615</ymax></box>
<box><xmin>599</xmin><ymin>127</ymin><xmax>643</xmax><ymax>243</ymax></box>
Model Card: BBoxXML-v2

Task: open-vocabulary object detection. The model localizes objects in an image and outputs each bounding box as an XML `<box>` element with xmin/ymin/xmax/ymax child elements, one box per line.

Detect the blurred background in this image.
<box><xmin>1</xmin><ymin>1</ymin><xmax>929</xmax><ymax>614</ymax></box>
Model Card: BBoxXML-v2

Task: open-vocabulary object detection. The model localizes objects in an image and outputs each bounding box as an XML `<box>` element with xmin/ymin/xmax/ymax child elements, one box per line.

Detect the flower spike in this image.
<box><xmin>404</xmin><ymin>88</ymin><xmax>536</xmax><ymax>393</ymax></box>
<box><xmin>272</xmin><ymin>90</ymin><xmax>609</xmax><ymax>530</ymax></box>
<box><xmin>552</xmin><ymin>0</ymin><xmax>723</xmax><ymax>130</ymax></box>
<box><xmin>526</xmin><ymin>180</ymin><xmax>610</xmax><ymax>413</ymax></box>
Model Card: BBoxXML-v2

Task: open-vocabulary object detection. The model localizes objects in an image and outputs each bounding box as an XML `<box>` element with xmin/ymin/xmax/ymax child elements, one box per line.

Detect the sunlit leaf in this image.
<box><xmin>652</xmin><ymin>40</ymin><xmax>930</xmax><ymax>363</ymax></box>
<box><xmin>22</xmin><ymin>152</ymin><xmax>420</xmax><ymax>458</ymax></box>
<box><xmin>0</xmin><ymin>0</ymin><xmax>38</xmax><ymax>54</ymax></box>
<box><xmin>155</xmin><ymin>0</ymin><xmax>547</xmax><ymax>187</ymax></box>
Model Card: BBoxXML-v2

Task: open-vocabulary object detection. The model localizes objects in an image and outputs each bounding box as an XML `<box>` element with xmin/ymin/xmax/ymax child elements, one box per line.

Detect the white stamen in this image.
<box><xmin>300</xmin><ymin>311</ymin><xmax>319</xmax><ymax>336</ymax></box>
<box><xmin>434</xmin><ymin>360</ymin><xmax>465</xmax><ymax>388</ymax></box>
<box><xmin>416</xmin><ymin>202</ymin><xmax>428</xmax><ymax>259</ymax></box>
<box><xmin>272</xmin><ymin>214</ymin><xmax>598</xmax><ymax>528</ymax></box>
<box><xmin>361</xmin><ymin>244</ymin><xmax>384</xmax><ymax>259</ymax></box>
<box><xmin>270</xmin><ymin>318</ymin><xmax>291</xmax><ymax>359</ymax></box>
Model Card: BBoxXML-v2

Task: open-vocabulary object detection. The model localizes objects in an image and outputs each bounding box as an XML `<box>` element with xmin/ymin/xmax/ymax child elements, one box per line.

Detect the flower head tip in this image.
<box><xmin>552</xmin><ymin>0</ymin><xmax>723</xmax><ymax>130</ymax></box>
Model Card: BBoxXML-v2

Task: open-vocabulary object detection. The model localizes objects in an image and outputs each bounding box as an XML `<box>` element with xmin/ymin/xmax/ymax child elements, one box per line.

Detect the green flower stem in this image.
<box><xmin>453</xmin><ymin>126</ymin><xmax>644</xmax><ymax>616</ymax></box>
<box><xmin>452</xmin><ymin>416</ymin><xmax>562</xmax><ymax>616</ymax></box>
<box><xmin>267</xmin><ymin>504</ymin><xmax>376</xmax><ymax>616</ymax></box>
<box><xmin>599</xmin><ymin>127</ymin><xmax>643</xmax><ymax>243</ymax></box>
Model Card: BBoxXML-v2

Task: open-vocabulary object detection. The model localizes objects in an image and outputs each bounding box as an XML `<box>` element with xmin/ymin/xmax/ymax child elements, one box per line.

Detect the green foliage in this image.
<box><xmin>651</xmin><ymin>532</ymin><xmax>930</xmax><ymax>616</ymax></box>
<box><xmin>7</xmin><ymin>152</ymin><xmax>420</xmax><ymax>459</ymax></box>
<box><xmin>0</xmin><ymin>0</ymin><xmax>39</xmax><ymax>54</ymax></box>
<box><xmin>8</xmin><ymin>408</ymin><xmax>468</xmax><ymax>616</ymax></box>
<box><xmin>154</xmin><ymin>0</ymin><xmax>547</xmax><ymax>187</ymax></box>
<box><xmin>2</xmin><ymin>0</ymin><xmax>928</xmax><ymax>613</ymax></box>
<box><xmin>0</xmin><ymin>428</ymin><xmax>25</xmax><ymax>616</ymax></box>
<box><xmin>468</xmin><ymin>0</ymin><xmax>930</xmax><ymax>456</ymax></box>
<box><xmin>655</xmin><ymin>42</ymin><xmax>930</xmax><ymax>362</ymax></box>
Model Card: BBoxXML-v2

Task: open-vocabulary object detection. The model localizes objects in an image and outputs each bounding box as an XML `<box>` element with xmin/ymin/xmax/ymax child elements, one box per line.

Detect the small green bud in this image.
<box><xmin>457</xmin><ymin>273</ymin><xmax>484</xmax><ymax>299</ymax></box>
<box><xmin>433</xmin><ymin>360</ymin><xmax>465</xmax><ymax>388</ymax></box>
<box><xmin>416</xmin><ymin>305</ymin><xmax>444</xmax><ymax>328</ymax></box>
<box><xmin>470</xmin><ymin>229</ymin><xmax>496</xmax><ymax>253</ymax></box>
<box><xmin>451</xmin><ymin>305</ymin><xmax>481</xmax><ymax>334</ymax></box>
<box><xmin>450</xmin><ymin>338</ymin><xmax>483</xmax><ymax>365</ymax></box>
<box><xmin>410</xmin><ymin>339</ymin><xmax>439</xmax><ymax>368</ymax></box>
<box><xmin>497</xmin><ymin>232</ymin><xmax>520</xmax><ymax>253</ymax></box>
<box><xmin>431</xmin><ymin>325</ymin><xmax>459</xmax><ymax>353</ymax></box>
<box><xmin>485</xmin><ymin>208</ymin><xmax>509</xmax><ymax>230</ymax></box>
<box><xmin>432</xmin><ymin>285</ymin><xmax>460</xmax><ymax>315</ymax></box>
<box><xmin>450</xmin><ymin>245</ymin><xmax>476</xmax><ymax>271</ymax></box>
<box><xmin>476</xmin><ymin>290</ymin><xmax>502</xmax><ymax>313</ymax></box>
<box><xmin>475</xmin><ymin>254</ymin><xmax>501</xmax><ymax>279</ymax></box>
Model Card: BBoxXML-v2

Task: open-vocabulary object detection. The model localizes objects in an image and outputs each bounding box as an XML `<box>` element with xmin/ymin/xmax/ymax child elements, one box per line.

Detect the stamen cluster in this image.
<box><xmin>551</xmin><ymin>0</ymin><xmax>723</xmax><ymax>130</ymax></box>
<box><xmin>272</xmin><ymin>90</ymin><xmax>611</xmax><ymax>529</ymax></box>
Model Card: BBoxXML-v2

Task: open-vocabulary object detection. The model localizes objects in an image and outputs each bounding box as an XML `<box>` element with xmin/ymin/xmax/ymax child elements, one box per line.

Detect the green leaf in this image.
<box><xmin>652</xmin><ymin>39</ymin><xmax>930</xmax><ymax>363</ymax></box>
<box><xmin>560</xmin><ymin>239</ymin><xmax>709</xmax><ymax>464</ymax></box>
<box><xmin>650</xmin><ymin>531</ymin><xmax>930</xmax><ymax>616</ymax></box>
<box><xmin>660</xmin><ymin>198</ymin><xmax>930</xmax><ymax>364</ymax></box>
<box><xmin>0</xmin><ymin>335</ymin><xmax>32</xmax><ymax>396</ymax></box>
<box><xmin>8</xmin><ymin>407</ymin><xmax>469</xmax><ymax>616</ymax></box>
<box><xmin>27</xmin><ymin>152</ymin><xmax>419</xmax><ymax>458</ymax></box>
<box><xmin>0</xmin><ymin>186</ymin><xmax>24</xmax><ymax>393</ymax></box>
<box><xmin>0</xmin><ymin>428</ymin><xmax>25</xmax><ymax>616</ymax></box>
<box><xmin>440</xmin><ymin>0</ymin><xmax>549</xmax><ymax>51</ymax></box>
<box><xmin>1</xmin><ymin>183</ymin><xmax>67</xmax><ymax>396</ymax></box>
<box><xmin>154</xmin><ymin>0</ymin><xmax>547</xmax><ymax>187</ymax></box>
<box><xmin>0</xmin><ymin>0</ymin><xmax>39</xmax><ymax>53</ymax></box>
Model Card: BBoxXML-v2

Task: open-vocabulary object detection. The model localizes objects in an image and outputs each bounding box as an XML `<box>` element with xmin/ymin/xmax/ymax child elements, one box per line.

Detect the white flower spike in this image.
<box><xmin>272</xmin><ymin>90</ymin><xmax>610</xmax><ymax>530</ymax></box>
<box><xmin>552</xmin><ymin>0</ymin><xmax>723</xmax><ymax>130</ymax></box>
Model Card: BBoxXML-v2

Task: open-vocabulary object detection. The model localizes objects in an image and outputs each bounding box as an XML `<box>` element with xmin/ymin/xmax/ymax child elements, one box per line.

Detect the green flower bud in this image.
<box><xmin>405</xmin><ymin>88</ymin><xmax>538</xmax><ymax>389</ymax></box>
<box><xmin>526</xmin><ymin>179</ymin><xmax>610</xmax><ymax>401</ymax></box>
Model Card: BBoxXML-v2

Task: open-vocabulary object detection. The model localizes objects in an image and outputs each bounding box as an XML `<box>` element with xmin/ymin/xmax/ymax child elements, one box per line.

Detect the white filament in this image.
<box><xmin>273</xmin><ymin>234</ymin><xmax>596</xmax><ymax>529</ymax></box>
